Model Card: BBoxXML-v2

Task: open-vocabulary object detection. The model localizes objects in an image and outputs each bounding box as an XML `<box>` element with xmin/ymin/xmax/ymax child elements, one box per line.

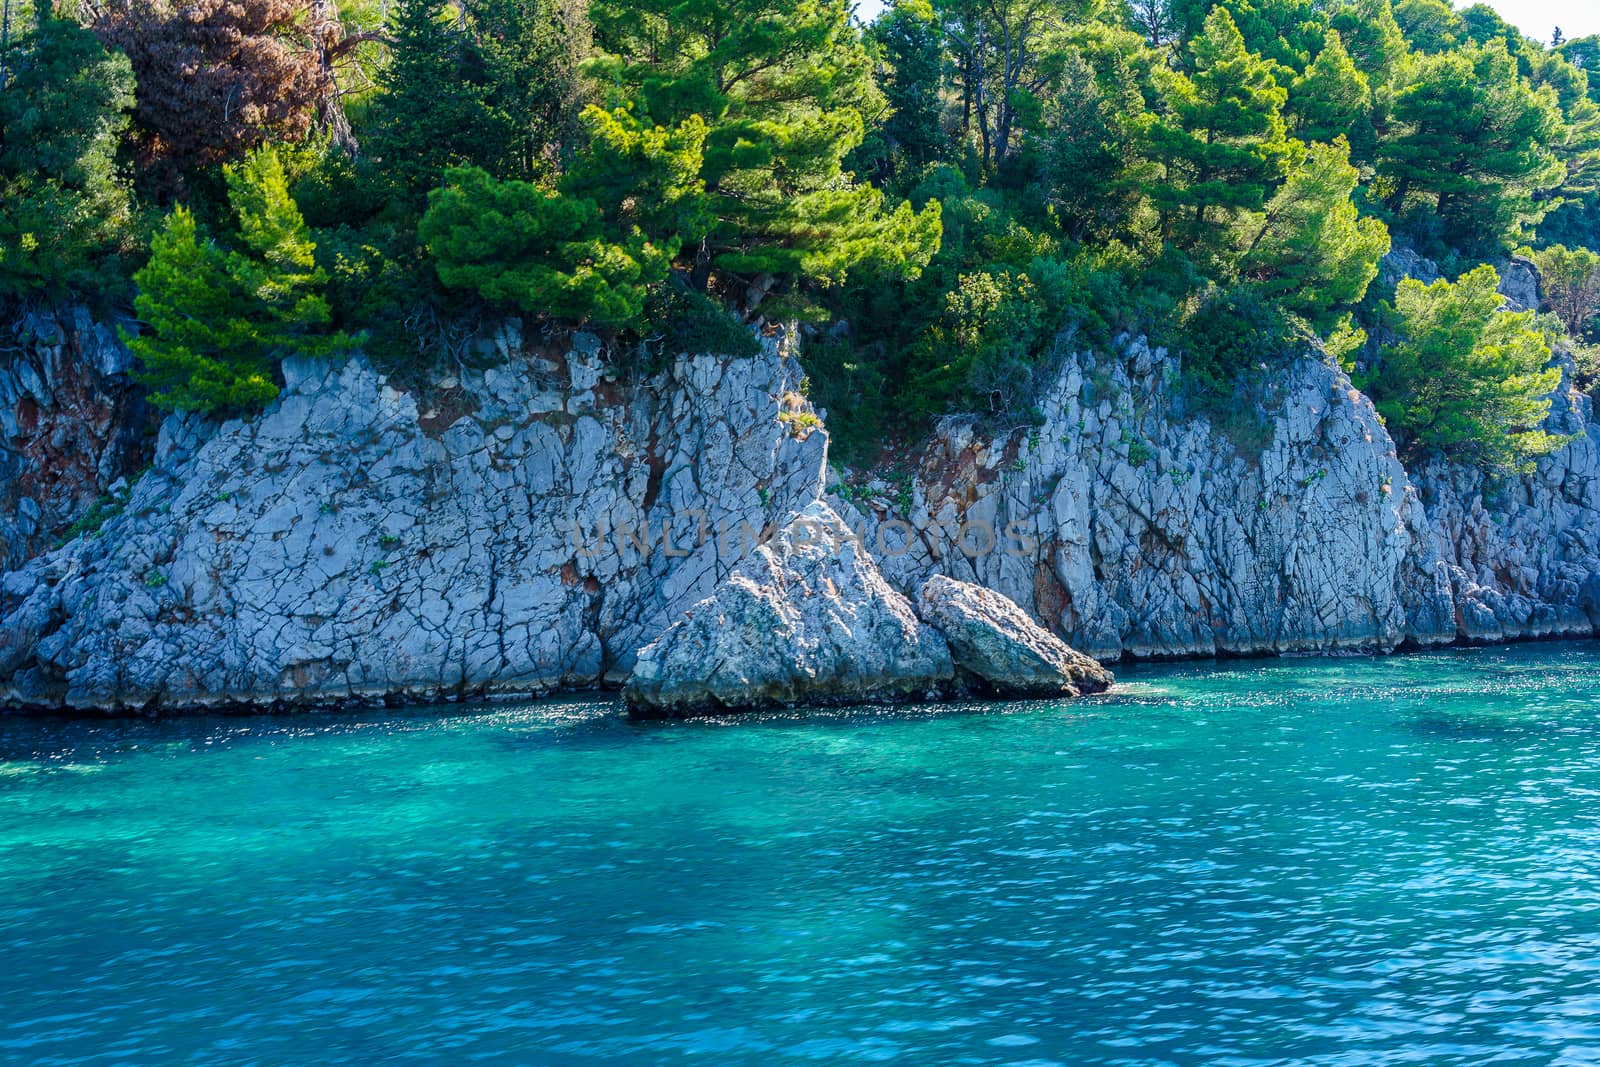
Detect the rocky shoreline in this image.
<box><xmin>2</xmin><ymin>257</ymin><xmax>1597</xmax><ymax>715</ymax></box>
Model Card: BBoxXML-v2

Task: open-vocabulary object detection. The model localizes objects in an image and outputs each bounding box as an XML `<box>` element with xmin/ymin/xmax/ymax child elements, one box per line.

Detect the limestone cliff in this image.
<box><xmin>0</xmin><ymin>326</ymin><xmax>823</xmax><ymax>710</ymax></box>
<box><xmin>837</xmin><ymin>337</ymin><xmax>1598</xmax><ymax>661</ymax></box>
<box><xmin>0</xmin><ymin>306</ymin><xmax>149</xmax><ymax>572</ymax></box>
<box><xmin>1</xmin><ymin>300</ymin><xmax>1597</xmax><ymax>712</ymax></box>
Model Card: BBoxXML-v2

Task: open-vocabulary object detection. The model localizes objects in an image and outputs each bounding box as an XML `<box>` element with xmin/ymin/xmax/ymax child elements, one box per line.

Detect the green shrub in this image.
<box><xmin>1361</xmin><ymin>265</ymin><xmax>1568</xmax><ymax>472</ymax></box>
<box><xmin>418</xmin><ymin>166</ymin><xmax>673</xmax><ymax>329</ymax></box>
<box><xmin>800</xmin><ymin>337</ymin><xmax>888</xmax><ymax>467</ymax></box>
<box><xmin>1179</xmin><ymin>286</ymin><xmax>1308</xmax><ymax>396</ymax></box>
<box><xmin>128</xmin><ymin>147</ymin><xmax>351</xmax><ymax>416</ymax></box>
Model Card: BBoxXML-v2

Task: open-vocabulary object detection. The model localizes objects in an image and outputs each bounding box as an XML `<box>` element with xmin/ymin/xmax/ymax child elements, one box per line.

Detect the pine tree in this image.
<box><xmin>1290</xmin><ymin>30</ymin><xmax>1369</xmax><ymax>144</ymax></box>
<box><xmin>1379</xmin><ymin>41</ymin><xmax>1565</xmax><ymax>253</ymax></box>
<box><xmin>1392</xmin><ymin>0</ymin><xmax>1462</xmax><ymax>53</ymax></box>
<box><xmin>417</xmin><ymin>166</ymin><xmax>673</xmax><ymax>328</ymax></box>
<box><xmin>589</xmin><ymin>0</ymin><xmax>941</xmax><ymax>298</ymax></box>
<box><xmin>1146</xmin><ymin>7</ymin><xmax>1302</xmax><ymax>247</ymax></box>
<box><xmin>1326</xmin><ymin>0</ymin><xmax>1408</xmax><ymax>88</ymax></box>
<box><xmin>1363</xmin><ymin>265</ymin><xmax>1566</xmax><ymax>472</ymax></box>
<box><xmin>365</xmin><ymin>0</ymin><xmax>501</xmax><ymax>200</ymax></box>
<box><xmin>129</xmin><ymin>147</ymin><xmax>347</xmax><ymax>415</ymax></box>
<box><xmin>0</xmin><ymin>13</ymin><xmax>136</xmax><ymax>299</ymax></box>
<box><xmin>1240</xmin><ymin>137</ymin><xmax>1390</xmax><ymax>324</ymax></box>
<box><xmin>871</xmin><ymin>0</ymin><xmax>947</xmax><ymax>170</ymax></box>
<box><xmin>470</xmin><ymin>0</ymin><xmax>589</xmax><ymax>180</ymax></box>
<box><xmin>1040</xmin><ymin>32</ymin><xmax>1160</xmax><ymax>242</ymax></box>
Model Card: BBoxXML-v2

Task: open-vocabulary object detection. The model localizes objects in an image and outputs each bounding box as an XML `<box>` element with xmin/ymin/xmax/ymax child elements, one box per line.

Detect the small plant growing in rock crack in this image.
<box><xmin>318</xmin><ymin>501</ymin><xmax>336</xmax><ymax>515</ymax></box>
<box><xmin>60</xmin><ymin>496</ymin><xmax>125</xmax><ymax>544</ymax></box>
<box><xmin>1128</xmin><ymin>439</ymin><xmax>1154</xmax><ymax>468</ymax></box>
<box><xmin>778</xmin><ymin>409</ymin><xmax>823</xmax><ymax>438</ymax></box>
<box><xmin>143</xmin><ymin>570</ymin><xmax>168</xmax><ymax>588</ymax></box>
<box><xmin>215</xmin><ymin>491</ymin><xmax>232</xmax><ymax>503</ymax></box>
<box><xmin>758</xmin><ymin>486</ymin><xmax>771</xmax><ymax>507</ymax></box>
<box><xmin>378</xmin><ymin>533</ymin><xmax>400</xmax><ymax>551</ymax></box>
<box><xmin>1169</xmin><ymin>469</ymin><xmax>1192</xmax><ymax>487</ymax></box>
<box><xmin>368</xmin><ymin>559</ymin><xmax>391</xmax><ymax>577</ymax></box>
<box><xmin>1009</xmin><ymin>456</ymin><xmax>1027</xmax><ymax>473</ymax></box>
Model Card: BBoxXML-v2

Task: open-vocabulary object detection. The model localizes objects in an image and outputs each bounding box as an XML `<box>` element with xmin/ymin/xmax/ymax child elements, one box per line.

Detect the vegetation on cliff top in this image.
<box><xmin>1</xmin><ymin>0</ymin><xmax>1598</xmax><ymax>472</ymax></box>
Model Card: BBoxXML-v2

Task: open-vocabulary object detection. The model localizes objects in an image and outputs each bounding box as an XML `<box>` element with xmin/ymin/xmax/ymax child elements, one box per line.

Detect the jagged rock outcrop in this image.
<box><xmin>624</xmin><ymin>502</ymin><xmax>953</xmax><ymax>717</ymax></box>
<box><xmin>1</xmin><ymin>306</ymin><xmax>149</xmax><ymax>571</ymax></box>
<box><xmin>839</xmin><ymin>333</ymin><xmax>1599</xmax><ymax>661</ymax></box>
<box><xmin>1412</xmin><ymin>351</ymin><xmax>1600</xmax><ymax>641</ymax></box>
<box><xmin>915</xmin><ymin>575</ymin><xmax>1111</xmax><ymax>697</ymax></box>
<box><xmin>842</xmin><ymin>337</ymin><xmax>1457</xmax><ymax>660</ymax></box>
<box><xmin>2</xmin><ymin>298</ymin><xmax>1596</xmax><ymax>714</ymax></box>
<box><xmin>0</xmin><ymin>325</ymin><xmax>824</xmax><ymax>711</ymax></box>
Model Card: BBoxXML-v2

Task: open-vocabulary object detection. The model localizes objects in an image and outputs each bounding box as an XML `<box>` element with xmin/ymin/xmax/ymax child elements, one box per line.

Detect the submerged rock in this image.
<box><xmin>625</xmin><ymin>502</ymin><xmax>954</xmax><ymax>717</ymax></box>
<box><xmin>916</xmin><ymin>575</ymin><xmax>1112</xmax><ymax>697</ymax></box>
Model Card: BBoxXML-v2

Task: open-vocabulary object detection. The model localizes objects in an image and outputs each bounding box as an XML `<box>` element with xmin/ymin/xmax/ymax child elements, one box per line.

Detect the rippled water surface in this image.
<box><xmin>5</xmin><ymin>643</ymin><xmax>1600</xmax><ymax>1065</ymax></box>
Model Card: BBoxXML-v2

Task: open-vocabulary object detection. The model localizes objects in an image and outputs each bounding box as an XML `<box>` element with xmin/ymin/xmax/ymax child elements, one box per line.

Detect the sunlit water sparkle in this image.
<box><xmin>3</xmin><ymin>641</ymin><xmax>1600</xmax><ymax>1065</ymax></box>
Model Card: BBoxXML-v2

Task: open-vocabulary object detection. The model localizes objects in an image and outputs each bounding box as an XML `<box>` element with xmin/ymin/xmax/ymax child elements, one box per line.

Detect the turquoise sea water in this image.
<box><xmin>3</xmin><ymin>642</ymin><xmax>1600</xmax><ymax>1066</ymax></box>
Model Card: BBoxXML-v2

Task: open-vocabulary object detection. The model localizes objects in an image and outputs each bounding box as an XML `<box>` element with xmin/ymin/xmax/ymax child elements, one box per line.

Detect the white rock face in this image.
<box><xmin>0</xmin><ymin>327</ymin><xmax>825</xmax><ymax>710</ymax></box>
<box><xmin>840</xmin><ymin>334</ymin><xmax>1600</xmax><ymax>661</ymax></box>
<box><xmin>1411</xmin><ymin>352</ymin><xmax>1600</xmax><ymax>641</ymax></box>
<box><xmin>3</xmin><ymin>306</ymin><xmax>1597</xmax><ymax>713</ymax></box>
<box><xmin>624</xmin><ymin>502</ymin><xmax>954</xmax><ymax>717</ymax></box>
<box><xmin>845</xmin><ymin>338</ymin><xmax>1458</xmax><ymax>660</ymax></box>
<box><xmin>915</xmin><ymin>575</ymin><xmax>1111</xmax><ymax>697</ymax></box>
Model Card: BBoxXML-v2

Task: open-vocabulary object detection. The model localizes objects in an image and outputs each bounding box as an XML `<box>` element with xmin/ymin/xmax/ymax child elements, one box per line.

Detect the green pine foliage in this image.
<box><xmin>1378</xmin><ymin>41</ymin><xmax>1565</xmax><ymax>255</ymax></box>
<box><xmin>1241</xmin><ymin>137</ymin><xmax>1391</xmax><ymax>326</ymax></box>
<box><xmin>0</xmin><ymin>13</ymin><xmax>137</xmax><ymax>300</ymax></box>
<box><xmin>870</xmin><ymin>0</ymin><xmax>948</xmax><ymax>173</ymax></box>
<box><xmin>128</xmin><ymin>147</ymin><xmax>349</xmax><ymax>416</ymax></box>
<box><xmin>418</xmin><ymin>165</ymin><xmax>672</xmax><ymax>328</ymax></box>
<box><xmin>1362</xmin><ymin>265</ymin><xmax>1567</xmax><ymax>472</ymax></box>
<box><xmin>1289</xmin><ymin>31</ymin><xmax>1370</xmax><ymax>145</ymax></box>
<box><xmin>1147</xmin><ymin>8</ymin><xmax>1303</xmax><ymax>254</ymax></box>
<box><xmin>588</xmin><ymin>0</ymin><xmax>941</xmax><ymax>299</ymax></box>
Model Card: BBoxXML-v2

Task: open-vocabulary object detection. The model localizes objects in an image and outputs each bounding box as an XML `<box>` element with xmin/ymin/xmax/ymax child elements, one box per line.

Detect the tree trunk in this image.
<box><xmin>690</xmin><ymin>237</ymin><xmax>713</xmax><ymax>293</ymax></box>
<box><xmin>311</xmin><ymin>0</ymin><xmax>359</xmax><ymax>158</ymax></box>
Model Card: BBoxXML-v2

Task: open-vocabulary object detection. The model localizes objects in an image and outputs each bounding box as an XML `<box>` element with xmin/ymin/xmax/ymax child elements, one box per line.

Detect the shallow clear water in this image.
<box><xmin>3</xmin><ymin>642</ymin><xmax>1600</xmax><ymax>1065</ymax></box>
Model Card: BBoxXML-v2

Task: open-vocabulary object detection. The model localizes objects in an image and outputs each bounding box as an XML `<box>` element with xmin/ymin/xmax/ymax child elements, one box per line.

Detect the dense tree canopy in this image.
<box><xmin>6</xmin><ymin>0</ymin><xmax>1598</xmax><ymax>469</ymax></box>
<box><xmin>1362</xmin><ymin>265</ymin><xmax>1566</xmax><ymax>472</ymax></box>
<box><xmin>0</xmin><ymin>12</ymin><xmax>137</xmax><ymax>299</ymax></box>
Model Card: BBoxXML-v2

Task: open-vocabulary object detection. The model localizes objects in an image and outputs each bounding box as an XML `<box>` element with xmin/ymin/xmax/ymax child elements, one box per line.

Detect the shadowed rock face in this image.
<box><xmin>916</xmin><ymin>575</ymin><xmax>1112</xmax><ymax>698</ymax></box>
<box><xmin>625</xmin><ymin>502</ymin><xmax>954</xmax><ymax>718</ymax></box>
<box><xmin>0</xmin><ymin>307</ymin><xmax>149</xmax><ymax>572</ymax></box>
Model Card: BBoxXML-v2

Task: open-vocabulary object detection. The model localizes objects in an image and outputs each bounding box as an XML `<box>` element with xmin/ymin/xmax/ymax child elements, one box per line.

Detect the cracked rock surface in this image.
<box><xmin>3</xmin><ymin>296</ymin><xmax>1597</xmax><ymax>713</ymax></box>
<box><xmin>624</xmin><ymin>501</ymin><xmax>954</xmax><ymax>717</ymax></box>
<box><xmin>916</xmin><ymin>574</ymin><xmax>1112</xmax><ymax>697</ymax></box>
<box><xmin>1</xmin><ymin>326</ymin><xmax>823</xmax><ymax>711</ymax></box>
<box><xmin>1</xmin><ymin>306</ymin><xmax>149</xmax><ymax>572</ymax></box>
<box><xmin>841</xmin><ymin>336</ymin><xmax>1599</xmax><ymax>661</ymax></box>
